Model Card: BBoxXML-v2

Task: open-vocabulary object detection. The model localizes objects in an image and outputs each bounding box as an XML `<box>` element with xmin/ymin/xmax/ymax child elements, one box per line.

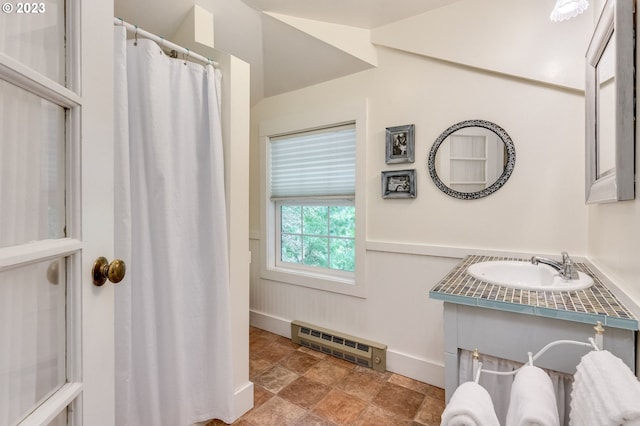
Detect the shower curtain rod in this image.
<box><xmin>114</xmin><ymin>17</ymin><xmax>220</xmax><ymax>68</ymax></box>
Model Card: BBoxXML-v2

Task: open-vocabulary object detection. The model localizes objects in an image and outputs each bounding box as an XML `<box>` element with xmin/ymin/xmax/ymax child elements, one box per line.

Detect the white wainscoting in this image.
<box><xmin>249</xmin><ymin>237</ymin><xmax>599</xmax><ymax>388</ymax></box>
<box><xmin>249</xmin><ymin>237</ymin><xmax>478</xmax><ymax>387</ymax></box>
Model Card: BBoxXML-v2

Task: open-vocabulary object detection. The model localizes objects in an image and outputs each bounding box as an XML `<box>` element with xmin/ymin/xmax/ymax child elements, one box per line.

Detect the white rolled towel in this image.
<box><xmin>506</xmin><ymin>365</ymin><xmax>559</xmax><ymax>426</ymax></box>
<box><xmin>441</xmin><ymin>381</ymin><xmax>500</xmax><ymax>426</ymax></box>
<box><xmin>570</xmin><ymin>350</ymin><xmax>640</xmax><ymax>426</ymax></box>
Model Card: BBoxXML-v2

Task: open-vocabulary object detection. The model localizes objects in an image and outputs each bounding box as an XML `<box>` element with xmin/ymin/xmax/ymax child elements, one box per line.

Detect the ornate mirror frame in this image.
<box><xmin>585</xmin><ymin>0</ymin><xmax>635</xmax><ymax>203</ymax></box>
<box><xmin>428</xmin><ymin>119</ymin><xmax>516</xmax><ymax>200</ymax></box>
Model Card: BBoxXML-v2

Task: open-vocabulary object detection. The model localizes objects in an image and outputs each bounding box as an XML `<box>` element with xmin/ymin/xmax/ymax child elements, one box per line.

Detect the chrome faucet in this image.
<box><xmin>531</xmin><ymin>251</ymin><xmax>579</xmax><ymax>280</ymax></box>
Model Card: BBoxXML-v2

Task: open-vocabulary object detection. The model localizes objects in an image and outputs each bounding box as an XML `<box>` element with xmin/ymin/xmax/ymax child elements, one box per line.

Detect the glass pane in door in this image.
<box><xmin>0</xmin><ymin>79</ymin><xmax>66</xmax><ymax>248</ymax></box>
<box><xmin>0</xmin><ymin>257</ymin><xmax>66</xmax><ymax>426</ymax></box>
<box><xmin>0</xmin><ymin>0</ymin><xmax>66</xmax><ymax>84</ymax></box>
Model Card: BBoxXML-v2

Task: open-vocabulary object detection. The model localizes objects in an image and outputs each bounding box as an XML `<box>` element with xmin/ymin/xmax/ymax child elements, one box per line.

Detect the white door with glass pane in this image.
<box><xmin>1</xmin><ymin>1</ymin><xmax>115</xmax><ymax>425</ymax></box>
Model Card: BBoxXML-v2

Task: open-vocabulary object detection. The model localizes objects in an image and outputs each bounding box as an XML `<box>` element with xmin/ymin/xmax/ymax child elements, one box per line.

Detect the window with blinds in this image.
<box><xmin>270</xmin><ymin>124</ymin><xmax>356</xmax><ymax>199</ymax></box>
<box><xmin>269</xmin><ymin>123</ymin><xmax>356</xmax><ymax>275</ymax></box>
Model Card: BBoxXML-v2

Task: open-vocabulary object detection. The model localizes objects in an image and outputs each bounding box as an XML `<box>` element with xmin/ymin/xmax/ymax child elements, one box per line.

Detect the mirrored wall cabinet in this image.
<box><xmin>585</xmin><ymin>0</ymin><xmax>635</xmax><ymax>203</ymax></box>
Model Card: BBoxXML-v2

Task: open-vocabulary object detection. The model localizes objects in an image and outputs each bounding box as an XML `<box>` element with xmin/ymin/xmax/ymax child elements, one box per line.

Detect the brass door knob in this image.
<box><xmin>92</xmin><ymin>257</ymin><xmax>126</xmax><ymax>286</ymax></box>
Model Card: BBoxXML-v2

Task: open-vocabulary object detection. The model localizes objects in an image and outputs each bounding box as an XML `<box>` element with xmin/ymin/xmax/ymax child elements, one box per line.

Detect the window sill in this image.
<box><xmin>260</xmin><ymin>265</ymin><xmax>366</xmax><ymax>298</ymax></box>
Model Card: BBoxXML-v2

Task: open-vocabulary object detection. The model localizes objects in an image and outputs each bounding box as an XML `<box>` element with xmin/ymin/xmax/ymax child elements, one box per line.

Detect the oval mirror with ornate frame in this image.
<box><xmin>428</xmin><ymin>119</ymin><xmax>516</xmax><ymax>200</ymax></box>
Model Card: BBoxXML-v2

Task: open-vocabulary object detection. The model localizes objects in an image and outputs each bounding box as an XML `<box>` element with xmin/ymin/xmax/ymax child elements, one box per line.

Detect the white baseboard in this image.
<box><xmin>250</xmin><ymin>310</ymin><xmax>292</xmax><ymax>338</ymax></box>
<box><xmin>249</xmin><ymin>310</ymin><xmax>445</xmax><ymax>388</ymax></box>
<box><xmin>386</xmin><ymin>349</ymin><xmax>444</xmax><ymax>388</ymax></box>
<box><xmin>195</xmin><ymin>381</ymin><xmax>254</xmax><ymax>425</ymax></box>
<box><xmin>230</xmin><ymin>381</ymin><xmax>254</xmax><ymax>423</ymax></box>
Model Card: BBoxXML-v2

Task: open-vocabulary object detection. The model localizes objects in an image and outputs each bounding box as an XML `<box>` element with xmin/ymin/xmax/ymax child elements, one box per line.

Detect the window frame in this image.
<box><xmin>259</xmin><ymin>101</ymin><xmax>367</xmax><ymax>298</ymax></box>
<box><xmin>274</xmin><ymin>198</ymin><xmax>355</xmax><ymax>279</ymax></box>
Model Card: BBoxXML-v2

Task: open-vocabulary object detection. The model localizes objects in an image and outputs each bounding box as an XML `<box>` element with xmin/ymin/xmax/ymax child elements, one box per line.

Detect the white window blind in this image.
<box><xmin>270</xmin><ymin>124</ymin><xmax>356</xmax><ymax>199</ymax></box>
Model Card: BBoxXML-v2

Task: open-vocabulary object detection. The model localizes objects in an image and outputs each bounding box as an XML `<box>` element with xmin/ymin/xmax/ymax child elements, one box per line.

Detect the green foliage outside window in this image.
<box><xmin>280</xmin><ymin>204</ymin><xmax>355</xmax><ymax>272</ymax></box>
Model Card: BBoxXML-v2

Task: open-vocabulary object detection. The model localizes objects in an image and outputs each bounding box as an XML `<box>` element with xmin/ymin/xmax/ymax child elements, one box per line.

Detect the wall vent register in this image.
<box><xmin>291</xmin><ymin>320</ymin><xmax>387</xmax><ymax>372</ymax></box>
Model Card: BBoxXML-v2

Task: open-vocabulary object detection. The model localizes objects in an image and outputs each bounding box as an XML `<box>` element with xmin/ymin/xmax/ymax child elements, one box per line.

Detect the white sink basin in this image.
<box><xmin>466</xmin><ymin>260</ymin><xmax>594</xmax><ymax>291</ymax></box>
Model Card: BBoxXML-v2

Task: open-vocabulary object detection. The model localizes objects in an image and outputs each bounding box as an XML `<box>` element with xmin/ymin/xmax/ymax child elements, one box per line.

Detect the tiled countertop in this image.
<box><xmin>429</xmin><ymin>255</ymin><xmax>638</xmax><ymax>331</ymax></box>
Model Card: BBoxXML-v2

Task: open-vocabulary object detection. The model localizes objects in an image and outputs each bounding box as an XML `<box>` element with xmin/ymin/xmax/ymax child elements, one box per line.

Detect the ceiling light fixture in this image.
<box><xmin>550</xmin><ymin>0</ymin><xmax>589</xmax><ymax>22</ymax></box>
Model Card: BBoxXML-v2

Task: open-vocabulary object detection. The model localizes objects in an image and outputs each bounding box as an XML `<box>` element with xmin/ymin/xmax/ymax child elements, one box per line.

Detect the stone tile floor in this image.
<box><xmin>208</xmin><ymin>327</ymin><xmax>445</xmax><ymax>425</ymax></box>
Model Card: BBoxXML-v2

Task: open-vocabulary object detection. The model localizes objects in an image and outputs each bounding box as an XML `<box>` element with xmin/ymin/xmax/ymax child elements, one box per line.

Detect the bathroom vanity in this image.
<box><xmin>430</xmin><ymin>255</ymin><xmax>638</xmax><ymax>402</ymax></box>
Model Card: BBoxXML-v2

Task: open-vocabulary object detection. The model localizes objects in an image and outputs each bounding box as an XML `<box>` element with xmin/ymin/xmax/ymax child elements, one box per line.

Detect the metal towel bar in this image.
<box><xmin>472</xmin><ymin>321</ymin><xmax>604</xmax><ymax>383</ymax></box>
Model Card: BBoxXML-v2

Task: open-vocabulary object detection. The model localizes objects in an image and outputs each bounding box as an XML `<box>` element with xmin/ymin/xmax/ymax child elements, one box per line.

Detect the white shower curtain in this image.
<box><xmin>113</xmin><ymin>26</ymin><xmax>235</xmax><ymax>426</ymax></box>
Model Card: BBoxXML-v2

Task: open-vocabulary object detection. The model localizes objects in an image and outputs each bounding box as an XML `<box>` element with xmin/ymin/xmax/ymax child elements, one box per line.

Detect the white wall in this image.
<box><xmin>372</xmin><ymin>0</ymin><xmax>593</xmax><ymax>91</ymax></box>
<box><xmin>249</xmin><ymin>3</ymin><xmax>590</xmax><ymax>386</ymax></box>
<box><xmin>586</xmin><ymin>10</ymin><xmax>640</xmax><ymax>373</ymax></box>
<box><xmin>218</xmin><ymin>54</ymin><xmax>253</xmax><ymax>419</ymax></box>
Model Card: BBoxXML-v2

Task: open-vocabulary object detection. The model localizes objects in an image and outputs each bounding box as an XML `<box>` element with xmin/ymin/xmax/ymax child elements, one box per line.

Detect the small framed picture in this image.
<box><xmin>381</xmin><ymin>169</ymin><xmax>417</xmax><ymax>199</ymax></box>
<box><xmin>385</xmin><ymin>124</ymin><xmax>415</xmax><ymax>164</ymax></box>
